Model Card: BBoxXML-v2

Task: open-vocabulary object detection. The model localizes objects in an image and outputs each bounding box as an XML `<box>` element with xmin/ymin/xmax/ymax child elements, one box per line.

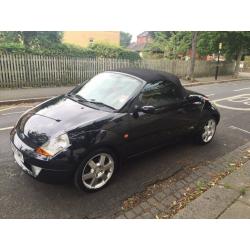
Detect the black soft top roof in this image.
<box><xmin>112</xmin><ymin>68</ymin><xmax>181</xmax><ymax>85</ymax></box>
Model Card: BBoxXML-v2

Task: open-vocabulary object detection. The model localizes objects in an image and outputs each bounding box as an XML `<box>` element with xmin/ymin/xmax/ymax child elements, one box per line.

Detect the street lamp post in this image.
<box><xmin>215</xmin><ymin>42</ymin><xmax>222</xmax><ymax>80</ymax></box>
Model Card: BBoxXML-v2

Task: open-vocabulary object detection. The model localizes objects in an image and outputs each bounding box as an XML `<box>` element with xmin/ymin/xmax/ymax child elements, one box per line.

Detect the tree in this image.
<box><xmin>147</xmin><ymin>32</ymin><xmax>192</xmax><ymax>59</ymax></box>
<box><xmin>120</xmin><ymin>31</ymin><xmax>132</xmax><ymax>48</ymax></box>
<box><xmin>187</xmin><ymin>32</ymin><xmax>198</xmax><ymax>81</ymax></box>
<box><xmin>0</xmin><ymin>31</ymin><xmax>63</xmax><ymax>49</ymax></box>
<box><xmin>166</xmin><ymin>32</ymin><xmax>192</xmax><ymax>59</ymax></box>
<box><xmin>225</xmin><ymin>32</ymin><xmax>250</xmax><ymax>77</ymax></box>
<box><xmin>151</xmin><ymin>31</ymin><xmax>173</xmax><ymax>40</ymax></box>
<box><xmin>196</xmin><ymin>32</ymin><xmax>223</xmax><ymax>57</ymax></box>
<box><xmin>197</xmin><ymin>31</ymin><xmax>250</xmax><ymax>77</ymax></box>
<box><xmin>21</xmin><ymin>31</ymin><xmax>63</xmax><ymax>49</ymax></box>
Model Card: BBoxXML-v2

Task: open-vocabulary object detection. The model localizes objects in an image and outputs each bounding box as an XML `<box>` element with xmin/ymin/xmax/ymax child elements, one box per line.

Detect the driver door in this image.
<box><xmin>126</xmin><ymin>80</ymin><xmax>190</xmax><ymax>156</ymax></box>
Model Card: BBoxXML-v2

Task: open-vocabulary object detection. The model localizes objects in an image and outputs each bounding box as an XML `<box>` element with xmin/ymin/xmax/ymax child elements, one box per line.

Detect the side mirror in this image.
<box><xmin>136</xmin><ymin>105</ymin><xmax>156</xmax><ymax>114</ymax></box>
<box><xmin>186</xmin><ymin>95</ymin><xmax>201</xmax><ymax>103</ymax></box>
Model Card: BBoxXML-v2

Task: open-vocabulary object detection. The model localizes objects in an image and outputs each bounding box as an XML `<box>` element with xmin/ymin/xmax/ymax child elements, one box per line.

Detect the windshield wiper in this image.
<box><xmin>86</xmin><ymin>100</ymin><xmax>116</xmax><ymax>110</ymax></box>
<box><xmin>75</xmin><ymin>94</ymin><xmax>87</xmax><ymax>102</ymax></box>
<box><xmin>66</xmin><ymin>93</ymin><xmax>87</xmax><ymax>103</ymax></box>
<box><xmin>66</xmin><ymin>94</ymin><xmax>115</xmax><ymax>110</ymax></box>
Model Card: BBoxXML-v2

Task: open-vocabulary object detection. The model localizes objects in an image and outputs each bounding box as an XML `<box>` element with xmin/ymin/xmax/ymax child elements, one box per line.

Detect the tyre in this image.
<box><xmin>74</xmin><ymin>148</ymin><xmax>117</xmax><ymax>192</ymax></box>
<box><xmin>194</xmin><ymin>117</ymin><xmax>217</xmax><ymax>145</ymax></box>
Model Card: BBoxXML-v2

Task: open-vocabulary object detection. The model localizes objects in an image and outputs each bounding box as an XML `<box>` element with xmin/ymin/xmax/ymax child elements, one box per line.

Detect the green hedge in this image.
<box><xmin>89</xmin><ymin>43</ymin><xmax>141</xmax><ymax>60</ymax></box>
<box><xmin>0</xmin><ymin>42</ymin><xmax>140</xmax><ymax>60</ymax></box>
<box><xmin>0</xmin><ymin>43</ymin><xmax>26</xmax><ymax>53</ymax></box>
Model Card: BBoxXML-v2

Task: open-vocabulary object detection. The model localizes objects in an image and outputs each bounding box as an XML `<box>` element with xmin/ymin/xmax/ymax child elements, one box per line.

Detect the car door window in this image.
<box><xmin>139</xmin><ymin>80</ymin><xmax>182</xmax><ymax>108</ymax></box>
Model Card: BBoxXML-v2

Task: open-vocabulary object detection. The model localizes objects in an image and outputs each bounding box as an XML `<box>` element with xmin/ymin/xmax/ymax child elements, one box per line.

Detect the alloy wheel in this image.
<box><xmin>82</xmin><ymin>153</ymin><xmax>114</xmax><ymax>190</ymax></box>
<box><xmin>202</xmin><ymin>119</ymin><xmax>216</xmax><ymax>143</ymax></box>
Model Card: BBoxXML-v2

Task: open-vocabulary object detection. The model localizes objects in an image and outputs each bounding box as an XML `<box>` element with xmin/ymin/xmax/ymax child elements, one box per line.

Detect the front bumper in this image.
<box><xmin>10</xmin><ymin>130</ymin><xmax>76</xmax><ymax>180</ymax></box>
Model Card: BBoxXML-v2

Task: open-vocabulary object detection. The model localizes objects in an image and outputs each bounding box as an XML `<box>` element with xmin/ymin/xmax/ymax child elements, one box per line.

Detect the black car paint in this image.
<box><xmin>10</xmin><ymin>73</ymin><xmax>220</xmax><ymax>180</ymax></box>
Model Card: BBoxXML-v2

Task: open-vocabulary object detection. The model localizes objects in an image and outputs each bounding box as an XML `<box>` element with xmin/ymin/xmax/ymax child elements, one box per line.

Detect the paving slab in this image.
<box><xmin>219</xmin><ymin>161</ymin><xmax>250</xmax><ymax>189</ymax></box>
<box><xmin>219</xmin><ymin>200</ymin><xmax>250</xmax><ymax>219</ymax></box>
<box><xmin>173</xmin><ymin>160</ymin><xmax>250</xmax><ymax>219</ymax></box>
<box><xmin>173</xmin><ymin>186</ymin><xmax>239</xmax><ymax>219</ymax></box>
<box><xmin>238</xmin><ymin>190</ymin><xmax>250</xmax><ymax>206</ymax></box>
<box><xmin>115</xmin><ymin>142</ymin><xmax>250</xmax><ymax>219</ymax></box>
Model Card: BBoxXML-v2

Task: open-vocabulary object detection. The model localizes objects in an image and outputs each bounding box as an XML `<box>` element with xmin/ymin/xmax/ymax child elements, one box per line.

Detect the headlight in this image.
<box><xmin>36</xmin><ymin>133</ymin><xmax>70</xmax><ymax>157</ymax></box>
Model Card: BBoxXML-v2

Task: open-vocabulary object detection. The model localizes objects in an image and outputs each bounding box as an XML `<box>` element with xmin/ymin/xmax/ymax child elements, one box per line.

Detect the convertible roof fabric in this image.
<box><xmin>112</xmin><ymin>68</ymin><xmax>181</xmax><ymax>85</ymax></box>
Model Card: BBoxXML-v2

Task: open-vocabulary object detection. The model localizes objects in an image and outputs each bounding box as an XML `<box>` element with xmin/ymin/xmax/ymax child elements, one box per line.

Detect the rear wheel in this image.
<box><xmin>74</xmin><ymin>148</ymin><xmax>117</xmax><ymax>192</ymax></box>
<box><xmin>195</xmin><ymin>118</ymin><xmax>217</xmax><ymax>144</ymax></box>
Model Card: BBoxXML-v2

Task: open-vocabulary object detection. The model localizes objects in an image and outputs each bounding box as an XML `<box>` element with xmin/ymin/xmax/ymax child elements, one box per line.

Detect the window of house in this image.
<box><xmin>89</xmin><ymin>38</ymin><xmax>94</xmax><ymax>44</ymax></box>
<box><xmin>139</xmin><ymin>80</ymin><xmax>181</xmax><ymax>107</ymax></box>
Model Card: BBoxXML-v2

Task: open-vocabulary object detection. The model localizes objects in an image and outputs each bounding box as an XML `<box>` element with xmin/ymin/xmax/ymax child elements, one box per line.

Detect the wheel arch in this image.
<box><xmin>211</xmin><ymin>112</ymin><xmax>220</xmax><ymax>124</ymax></box>
<box><xmin>85</xmin><ymin>144</ymin><xmax>123</xmax><ymax>168</ymax></box>
<box><xmin>201</xmin><ymin>101</ymin><xmax>220</xmax><ymax>125</ymax></box>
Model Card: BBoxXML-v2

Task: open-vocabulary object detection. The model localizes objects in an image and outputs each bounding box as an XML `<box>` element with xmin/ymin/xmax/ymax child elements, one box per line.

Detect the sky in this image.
<box><xmin>130</xmin><ymin>30</ymin><xmax>143</xmax><ymax>42</ymax></box>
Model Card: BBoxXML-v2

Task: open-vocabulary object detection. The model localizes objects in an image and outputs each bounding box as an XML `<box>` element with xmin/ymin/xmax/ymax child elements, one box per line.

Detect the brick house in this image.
<box><xmin>128</xmin><ymin>31</ymin><xmax>153</xmax><ymax>56</ymax></box>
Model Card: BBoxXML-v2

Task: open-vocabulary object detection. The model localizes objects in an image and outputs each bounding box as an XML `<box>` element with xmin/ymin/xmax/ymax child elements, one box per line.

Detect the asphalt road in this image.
<box><xmin>0</xmin><ymin>80</ymin><xmax>250</xmax><ymax>218</ymax></box>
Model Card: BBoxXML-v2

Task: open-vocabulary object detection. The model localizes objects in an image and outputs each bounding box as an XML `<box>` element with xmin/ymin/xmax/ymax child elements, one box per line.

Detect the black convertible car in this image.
<box><xmin>10</xmin><ymin>68</ymin><xmax>220</xmax><ymax>191</ymax></box>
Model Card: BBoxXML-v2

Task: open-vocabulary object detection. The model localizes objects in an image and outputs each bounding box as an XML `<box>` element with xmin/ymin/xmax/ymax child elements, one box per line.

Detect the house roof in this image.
<box><xmin>137</xmin><ymin>31</ymin><xmax>152</xmax><ymax>37</ymax></box>
<box><xmin>127</xmin><ymin>42</ymin><xmax>147</xmax><ymax>52</ymax></box>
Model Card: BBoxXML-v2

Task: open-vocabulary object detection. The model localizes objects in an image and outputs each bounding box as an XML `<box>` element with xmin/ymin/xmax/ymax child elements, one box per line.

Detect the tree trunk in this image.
<box><xmin>22</xmin><ymin>32</ymin><xmax>30</xmax><ymax>48</ymax></box>
<box><xmin>233</xmin><ymin>47</ymin><xmax>243</xmax><ymax>78</ymax></box>
<box><xmin>187</xmin><ymin>32</ymin><xmax>198</xmax><ymax>81</ymax></box>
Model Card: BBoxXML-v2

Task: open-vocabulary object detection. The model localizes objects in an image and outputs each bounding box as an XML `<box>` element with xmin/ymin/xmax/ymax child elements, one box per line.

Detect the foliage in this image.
<box><xmin>0</xmin><ymin>42</ymin><xmax>96</xmax><ymax>57</ymax></box>
<box><xmin>0</xmin><ymin>31</ymin><xmax>21</xmax><ymax>43</ymax></box>
<box><xmin>120</xmin><ymin>31</ymin><xmax>132</xmax><ymax>48</ymax></box>
<box><xmin>88</xmin><ymin>42</ymin><xmax>140</xmax><ymax>60</ymax></box>
<box><xmin>0</xmin><ymin>33</ymin><xmax>140</xmax><ymax>60</ymax></box>
<box><xmin>224</xmin><ymin>32</ymin><xmax>250</xmax><ymax>59</ymax></box>
<box><xmin>166</xmin><ymin>32</ymin><xmax>192</xmax><ymax>58</ymax></box>
<box><xmin>196</xmin><ymin>32</ymin><xmax>223</xmax><ymax>56</ymax></box>
<box><xmin>196</xmin><ymin>31</ymin><xmax>250</xmax><ymax>76</ymax></box>
<box><xmin>0</xmin><ymin>42</ymin><xmax>26</xmax><ymax>53</ymax></box>
<box><xmin>145</xmin><ymin>32</ymin><xmax>170</xmax><ymax>54</ymax></box>
<box><xmin>146</xmin><ymin>32</ymin><xmax>192</xmax><ymax>59</ymax></box>
<box><xmin>0</xmin><ymin>31</ymin><xmax>63</xmax><ymax>49</ymax></box>
<box><xmin>151</xmin><ymin>31</ymin><xmax>173</xmax><ymax>40</ymax></box>
<box><xmin>197</xmin><ymin>31</ymin><xmax>250</xmax><ymax>59</ymax></box>
<box><xmin>146</xmin><ymin>31</ymin><xmax>250</xmax><ymax>61</ymax></box>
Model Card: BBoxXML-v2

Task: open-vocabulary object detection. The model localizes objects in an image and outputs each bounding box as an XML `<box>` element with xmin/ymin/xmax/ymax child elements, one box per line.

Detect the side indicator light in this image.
<box><xmin>123</xmin><ymin>133</ymin><xmax>129</xmax><ymax>139</ymax></box>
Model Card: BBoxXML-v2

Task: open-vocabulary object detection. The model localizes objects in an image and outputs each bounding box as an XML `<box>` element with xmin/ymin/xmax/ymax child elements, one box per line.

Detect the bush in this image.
<box><xmin>0</xmin><ymin>42</ymin><xmax>140</xmax><ymax>60</ymax></box>
<box><xmin>0</xmin><ymin>42</ymin><xmax>26</xmax><ymax>53</ymax></box>
<box><xmin>89</xmin><ymin>43</ymin><xmax>140</xmax><ymax>60</ymax></box>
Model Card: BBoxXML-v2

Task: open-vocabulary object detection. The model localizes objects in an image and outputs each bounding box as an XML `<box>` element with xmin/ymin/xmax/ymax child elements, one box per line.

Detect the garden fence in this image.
<box><xmin>0</xmin><ymin>53</ymin><xmax>235</xmax><ymax>88</ymax></box>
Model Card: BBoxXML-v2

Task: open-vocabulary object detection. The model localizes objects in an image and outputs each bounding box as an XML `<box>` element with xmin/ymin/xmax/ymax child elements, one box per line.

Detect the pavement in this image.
<box><xmin>0</xmin><ymin>79</ymin><xmax>250</xmax><ymax>218</ymax></box>
<box><xmin>174</xmin><ymin>157</ymin><xmax>250</xmax><ymax>219</ymax></box>
<box><xmin>116</xmin><ymin>142</ymin><xmax>250</xmax><ymax>219</ymax></box>
<box><xmin>0</xmin><ymin>74</ymin><xmax>250</xmax><ymax>105</ymax></box>
<box><xmin>0</xmin><ymin>86</ymin><xmax>74</xmax><ymax>104</ymax></box>
<box><xmin>181</xmin><ymin>73</ymin><xmax>250</xmax><ymax>86</ymax></box>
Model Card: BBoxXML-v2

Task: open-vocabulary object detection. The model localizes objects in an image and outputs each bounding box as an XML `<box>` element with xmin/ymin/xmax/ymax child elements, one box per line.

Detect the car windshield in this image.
<box><xmin>75</xmin><ymin>72</ymin><xmax>143</xmax><ymax>110</ymax></box>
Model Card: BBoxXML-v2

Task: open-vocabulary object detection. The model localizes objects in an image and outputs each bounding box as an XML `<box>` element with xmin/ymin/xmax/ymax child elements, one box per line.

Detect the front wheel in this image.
<box><xmin>194</xmin><ymin>118</ymin><xmax>217</xmax><ymax>144</ymax></box>
<box><xmin>74</xmin><ymin>149</ymin><xmax>117</xmax><ymax>192</ymax></box>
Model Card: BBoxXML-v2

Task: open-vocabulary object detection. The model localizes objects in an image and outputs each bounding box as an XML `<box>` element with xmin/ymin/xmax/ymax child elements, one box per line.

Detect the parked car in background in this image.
<box><xmin>10</xmin><ymin>68</ymin><xmax>220</xmax><ymax>192</ymax></box>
